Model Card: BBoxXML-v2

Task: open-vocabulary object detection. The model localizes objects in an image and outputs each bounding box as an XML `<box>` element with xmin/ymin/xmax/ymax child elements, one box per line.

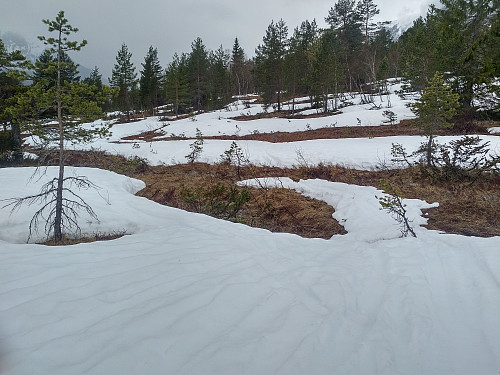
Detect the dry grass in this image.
<box><xmin>27</xmin><ymin>118</ymin><xmax>500</xmax><ymax>240</ymax></box>
<box><xmin>132</xmin><ymin>162</ymin><xmax>500</xmax><ymax>239</ymax></box>
<box><xmin>121</xmin><ymin>119</ymin><xmax>497</xmax><ymax>144</ymax></box>
<box><xmin>40</xmin><ymin>231</ymin><xmax>127</xmax><ymax>246</ymax></box>
<box><xmin>134</xmin><ymin>163</ymin><xmax>344</xmax><ymax>239</ymax></box>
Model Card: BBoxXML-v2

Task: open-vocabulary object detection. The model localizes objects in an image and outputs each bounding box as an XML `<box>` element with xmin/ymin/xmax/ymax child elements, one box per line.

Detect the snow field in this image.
<box><xmin>0</xmin><ymin>168</ymin><xmax>499</xmax><ymax>375</ymax></box>
<box><xmin>2</xmin><ymin>80</ymin><xmax>500</xmax><ymax>374</ymax></box>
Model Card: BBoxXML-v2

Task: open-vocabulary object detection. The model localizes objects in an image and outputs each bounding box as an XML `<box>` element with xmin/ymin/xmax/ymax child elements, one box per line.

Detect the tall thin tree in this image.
<box><xmin>5</xmin><ymin>11</ymin><xmax>113</xmax><ymax>243</ymax></box>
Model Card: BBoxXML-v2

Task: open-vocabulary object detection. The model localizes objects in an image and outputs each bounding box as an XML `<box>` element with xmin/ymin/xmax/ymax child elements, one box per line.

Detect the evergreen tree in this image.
<box><xmin>284</xmin><ymin>19</ymin><xmax>319</xmax><ymax>111</ymax></box>
<box><xmin>0</xmin><ymin>38</ymin><xmax>29</xmax><ymax>161</ymax></box>
<box><xmin>255</xmin><ymin>19</ymin><xmax>288</xmax><ymax>111</ymax></box>
<box><xmin>188</xmin><ymin>37</ymin><xmax>210</xmax><ymax>112</ymax></box>
<box><xmin>33</xmin><ymin>49</ymin><xmax>80</xmax><ymax>87</ymax></box>
<box><xmin>430</xmin><ymin>0</ymin><xmax>499</xmax><ymax>110</ymax></box>
<box><xmin>356</xmin><ymin>0</ymin><xmax>380</xmax><ymax>42</ymax></box>
<box><xmin>412</xmin><ymin>72</ymin><xmax>460</xmax><ymax>165</ymax></box>
<box><xmin>311</xmin><ymin>29</ymin><xmax>344</xmax><ymax>112</ymax></box>
<box><xmin>325</xmin><ymin>0</ymin><xmax>363</xmax><ymax>91</ymax></box>
<box><xmin>164</xmin><ymin>53</ymin><xmax>191</xmax><ymax>116</ymax></box>
<box><xmin>398</xmin><ymin>0</ymin><xmax>498</xmax><ymax>114</ymax></box>
<box><xmin>7</xmin><ymin>11</ymin><xmax>113</xmax><ymax>243</ymax></box>
<box><xmin>325</xmin><ymin>0</ymin><xmax>360</xmax><ymax>32</ymax></box>
<box><xmin>208</xmin><ymin>45</ymin><xmax>230</xmax><ymax>110</ymax></box>
<box><xmin>398</xmin><ymin>16</ymin><xmax>440</xmax><ymax>91</ymax></box>
<box><xmin>110</xmin><ymin>43</ymin><xmax>137</xmax><ymax>120</ymax></box>
<box><xmin>140</xmin><ymin>46</ymin><xmax>163</xmax><ymax>114</ymax></box>
<box><xmin>230</xmin><ymin>38</ymin><xmax>247</xmax><ymax>96</ymax></box>
<box><xmin>83</xmin><ymin>66</ymin><xmax>102</xmax><ymax>89</ymax></box>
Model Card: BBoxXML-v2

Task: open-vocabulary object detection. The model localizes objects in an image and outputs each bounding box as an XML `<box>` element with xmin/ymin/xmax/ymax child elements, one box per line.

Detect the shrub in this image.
<box><xmin>391</xmin><ymin>136</ymin><xmax>499</xmax><ymax>182</ymax></box>
<box><xmin>219</xmin><ymin>141</ymin><xmax>249</xmax><ymax>179</ymax></box>
<box><xmin>185</xmin><ymin>128</ymin><xmax>204</xmax><ymax>163</ymax></box>
<box><xmin>0</xmin><ymin>130</ymin><xmax>14</xmax><ymax>154</ymax></box>
<box><xmin>378</xmin><ymin>179</ymin><xmax>416</xmax><ymax>238</ymax></box>
<box><xmin>180</xmin><ymin>182</ymin><xmax>250</xmax><ymax>220</ymax></box>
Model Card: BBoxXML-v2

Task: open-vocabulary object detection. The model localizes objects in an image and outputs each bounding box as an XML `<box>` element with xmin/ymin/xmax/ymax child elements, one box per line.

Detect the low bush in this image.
<box><xmin>180</xmin><ymin>182</ymin><xmax>250</xmax><ymax>220</ymax></box>
<box><xmin>391</xmin><ymin>136</ymin><xmax>499</xmax><ymax>182</ymax></box>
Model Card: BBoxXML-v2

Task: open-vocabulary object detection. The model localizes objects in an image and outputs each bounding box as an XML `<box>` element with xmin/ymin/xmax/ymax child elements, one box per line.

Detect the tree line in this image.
<box><xmin>1</xmin><ymin>0</ymin><xmax>499</xmax><ymax>139</ymax></box>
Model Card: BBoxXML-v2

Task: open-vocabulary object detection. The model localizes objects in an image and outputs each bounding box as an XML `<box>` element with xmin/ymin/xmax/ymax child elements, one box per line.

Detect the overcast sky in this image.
<box><xmin>0</xmin><ymin>0</ymin><xmax>435</xmax><ymax>79</ymax></box>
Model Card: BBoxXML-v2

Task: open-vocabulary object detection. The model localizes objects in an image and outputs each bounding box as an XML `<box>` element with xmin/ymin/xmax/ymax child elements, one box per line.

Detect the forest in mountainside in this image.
<box><xmin>1</xmin><ymin>0</ymin><xmax>498</xmax><ymax>144</ymax></box>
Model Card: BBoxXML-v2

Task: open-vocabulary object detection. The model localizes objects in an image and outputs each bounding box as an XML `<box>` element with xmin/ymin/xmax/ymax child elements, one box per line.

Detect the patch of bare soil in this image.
<box><xmin>130</xmin><ymin>161</ymin><xmax>500</xmax><ymax>239</ymax></box>
<box><xmin>53</xmin><ymin>118</ymin><xmax>500</xmax><ymax>240</ymax></box>
<box><xmin>121</xmin><ymin>119</ymin><xmax>496</xmax><ymax>144</ymax></box>
<box><xmin>134</xmin><ymin>163</ymin><xmax>345</xmax><ymax>239</ymax></box>
<box><xmin>40</xmin><ymin>231</ymin><xmax>127</xmax><ymax>246</ymax></box>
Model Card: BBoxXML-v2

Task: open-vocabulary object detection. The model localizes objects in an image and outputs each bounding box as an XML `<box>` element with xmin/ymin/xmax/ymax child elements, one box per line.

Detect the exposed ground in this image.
<box><xmin>53</xmin><ymin>143</ymin><xmax>500</xmax><ymax>239</ymax></box>
<box><xmin>17</xmin><ymin>119</ymin><xmax>500</xmax><ymax>241</ymax></box>
<box><xmin>121</xmin><ymin>119</ymin><xmax>497</xmax><ymax>143</ymax></box>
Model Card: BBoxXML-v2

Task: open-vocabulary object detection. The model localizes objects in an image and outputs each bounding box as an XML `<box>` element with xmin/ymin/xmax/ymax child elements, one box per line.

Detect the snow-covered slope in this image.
<box><xmin>1</xmin><ymin>168</ymin><xmax>499</xmax><ymax>375</ymax></box>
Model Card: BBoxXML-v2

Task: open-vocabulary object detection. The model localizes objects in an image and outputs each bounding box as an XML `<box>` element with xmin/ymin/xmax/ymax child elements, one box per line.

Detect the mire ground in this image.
<box><xmin>20</xmin><ymin>118</ymin><xmax>498</xmax><ymax>241</ymax></box>
<box><xmin>63</xmin><ymin>139</ymin><xmax>499</xmax><ymax>239</ymax></box>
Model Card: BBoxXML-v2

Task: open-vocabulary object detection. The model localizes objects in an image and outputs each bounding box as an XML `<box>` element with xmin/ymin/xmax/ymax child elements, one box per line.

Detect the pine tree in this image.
<box><xmin>255</xmin><ymin>19</ymin><xmax>288</xmax><ymax>111</ymax></box>
<box><xmin>140</xmin><ymin>46</ymin><xmax>163</xmax><ymax>114</ymax></box>
<box><xmin>0</xmin><ymin>38</ymin><xmax>29</xmax><ymax>162</ymax></box>
<box><xmin>164</xmin><ymin>53</ymin><xmax>190</xmax><ymax>116</ymax></box>
<box><xmin>188</xmin><ymin>37</ymin><xmax>209</xmax><ymax>112</ymax></box>
<box><xmin>110</xmin><ymin>43</ymin><xmax>137</xmax><ymax>120</ymax></box>
<box><xmin>412</xmin><ymin>72</ymin><xmax>460</xmax><ymax>166</ymax></box>
<box><xmin>356</xmin><ymin>0</ymin><xmax>380</xmax><ymax>42</ymax></box>
<box><xmin>311</xmin><ymin>29</ymin><xmax>344</xmax><ymax>112</ymax></box>
<box><xmin>284</xmin><ymin>19</ymin><xmax>319</xmax><ymax>111</ymax></box>
<box><xmin>325</xmin><ymin>0</ymin><xmax>363</xmax><ymax>92</ymax></box>
<box><xmin>325</xmin><ymin>0</ymin><xmax>360</xmax><ymax>33</ymax></box>
<box><xmin>7</xmin><ymin>11</ymin><xmax>114</xmax><ymax>243</ymax></box>
<box><xmin>83</xmin><ymin>66</ymin><xmax>102</xmax><ymax>89</ymax></box>
<box><xmin>208</xmin><ymin>45</ymin><xmax>230</xmax><ymax>110</ymax></box>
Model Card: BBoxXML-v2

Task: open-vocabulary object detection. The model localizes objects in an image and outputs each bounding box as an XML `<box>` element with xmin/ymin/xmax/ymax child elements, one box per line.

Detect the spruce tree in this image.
<box><xmin>398</xmin><ymin>16</ymin><xmax>440</xmax><ymax>91</ymax></box>
<box><xmin>431</xmin><ymin>0</ymin><xmax>498</xmax><ymax>110</ymax></box>
<box><xmin>33</xmin><ymin>49</ymin><xmax>80</xmax><ymax>87</ymax></box>
<box><xmin>230</xmin><ymin>38</ymin><xmax>246</xmax><ymax>96</ymax></box>
<box><xmin>83</xmin><ymin>66</ymin><xmax>103</xmax><ymax>89</ymax></box>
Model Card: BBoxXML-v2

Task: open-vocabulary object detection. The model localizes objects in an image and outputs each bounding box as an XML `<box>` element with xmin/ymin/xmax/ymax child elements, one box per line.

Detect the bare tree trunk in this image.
<box><xmin>54</xmin><ymin>29</ymin><xmax>65</xmax><ymax>243</ymax></box>
<box><xmin>10</xmin><ymin>122</ymin><xmax>23</xmax><ymax>163</ymax></box>
<box><xmin>426</xmin><ymin>134</ymin><xmax>434</xmax><ymax>167</ymax></box>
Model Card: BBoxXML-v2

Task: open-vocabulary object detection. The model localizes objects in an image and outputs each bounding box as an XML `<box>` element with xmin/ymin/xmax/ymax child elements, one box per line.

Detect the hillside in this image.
<box><xmin>1</xmin><ymin>82</ymin><xmax>500</xmax><ymax>375</ymax></box>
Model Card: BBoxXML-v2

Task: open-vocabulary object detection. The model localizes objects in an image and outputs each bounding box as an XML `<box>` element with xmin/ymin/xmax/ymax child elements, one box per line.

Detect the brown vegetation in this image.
<box><xmin>120</xmin><ymin>119</ymin><xmax>497</xmax><ymax>144</ymax></box>
<box><xmin>25</xmin><ymin>118</ymin><xmax>500</xmax><ymax>241</ymax></box>
<box><xmin>40</xmin><ymin>231</ymin><xmax>127</xmax><ymax>246</ymax></box>
<box><xmin>131</xmin><ymin>161</ymin><xmax>500</xmax><ymax>239</ymax></box>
